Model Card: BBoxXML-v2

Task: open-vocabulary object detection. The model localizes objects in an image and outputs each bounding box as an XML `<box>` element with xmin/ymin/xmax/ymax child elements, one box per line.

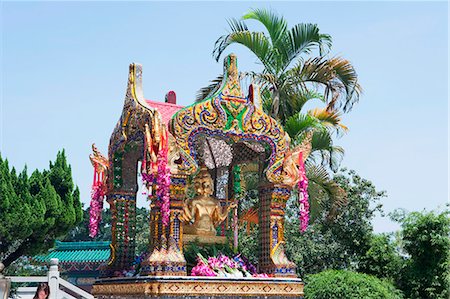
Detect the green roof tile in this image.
<box><xmin>34</xmin><ymin>241</ymin><xmax>111</xmax><ymax>263</ymax></box>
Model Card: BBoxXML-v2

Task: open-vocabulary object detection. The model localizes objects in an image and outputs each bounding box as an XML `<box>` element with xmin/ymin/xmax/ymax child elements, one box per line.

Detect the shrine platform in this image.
<box><xmin>92</xmin><ymin>276</ymin><xmax>304</xmax><ymax>298</ymax></box>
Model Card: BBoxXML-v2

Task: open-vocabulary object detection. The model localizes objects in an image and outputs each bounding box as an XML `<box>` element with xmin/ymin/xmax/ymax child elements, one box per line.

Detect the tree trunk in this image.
<box><xmin>3</xmin><ymin>240</ymin><xmax>29</xmax><ymax>267</ymax></box>
<box><xmin>270</xmin><ymin>88</ymin><xmax>280</xmax><ymax>119</ymax></box>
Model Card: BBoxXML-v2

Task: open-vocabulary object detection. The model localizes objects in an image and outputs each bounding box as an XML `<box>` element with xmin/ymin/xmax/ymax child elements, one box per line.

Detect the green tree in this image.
<box><xmin>396</xmin><ymin>210</ymin><xmax>450</xmax><ymax>299</ymax></box>
<box><xmin>304</xmin><ymin>270</ymin><xmax>403</xmax><ymax>299</ymax></box>
<box><xmin>210</xmin><ymin>8</ymin><xmax>361</xmax><ymax>122</ymax></box>
<box><xmin>284</xmin><ymin>168</ymin><xmax>386</xmax><ymax>277</ymax></box>
<box><xmin>64</xmin><ymin>208</ymin><xmax>112</xmax><ymax>242</ymax></box>
<box><xmin>202</xmin><ymin>9</ymin><xmax>362</xmax><ymax>219</ymax></box>
<box><xmin>0</xmin><ymin>151</ymin><xmax>82</xmax><ymax>268</ymax></box>
<box><xmin>358</xmin><ymin>233</ymin><xmax>402</xmax><ymax>283</ymax></box>
<box><xmin>65</xmin><ymin>207</ymin><xmax>149</xmax><ymax>256</ymax></box>
<box><xmin>134</xmin><ymin>207</ymin><xmax>150</xmax><ymax>255</ymax></box>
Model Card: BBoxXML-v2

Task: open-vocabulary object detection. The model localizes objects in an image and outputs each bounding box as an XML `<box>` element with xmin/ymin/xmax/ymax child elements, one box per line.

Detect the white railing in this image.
<box><xmin>7</xmin><ymin>259</ymin><xmax>94</xmax><ymax>299</ymax></box>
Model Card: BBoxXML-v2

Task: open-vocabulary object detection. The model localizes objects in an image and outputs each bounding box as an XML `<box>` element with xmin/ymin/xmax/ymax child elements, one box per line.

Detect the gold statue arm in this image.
<box><xmin>181</xmin><ymin>199</ymin><xmax>195</xmax><ymax>223</ymax></box>
<box><xmin>213</xmin><ymin>203</ymin><xmax>237</xmax><ymax>226</ymax></box>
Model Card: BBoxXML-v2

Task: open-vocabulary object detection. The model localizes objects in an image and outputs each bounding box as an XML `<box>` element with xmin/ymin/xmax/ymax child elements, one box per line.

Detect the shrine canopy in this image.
<box><xmin>169</xmin><ymin>54</ymin><xmax>290</xmax><ymax>184</ymax></box>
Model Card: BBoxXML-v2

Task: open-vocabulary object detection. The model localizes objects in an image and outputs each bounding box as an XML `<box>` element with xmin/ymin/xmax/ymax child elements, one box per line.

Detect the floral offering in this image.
<box><xmin>191</xmin><ymin>253</ymin><xmax>268</xmax><ymax>278</ymax></box>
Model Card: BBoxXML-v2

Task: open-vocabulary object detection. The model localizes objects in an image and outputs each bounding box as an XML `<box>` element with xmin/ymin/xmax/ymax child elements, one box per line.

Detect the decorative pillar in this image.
<box><xmin>140</xmin><ymin>173</ymin><xmax>187</xmax><ymax>276</ymax></box>
<box><xmin>103</xmin><ymin>192</ymin><xmax>136</xmax><ymax>275</ymax></box>
<box><xmin>258</xmin><ymin>184</ymin><xmax>296</xmax><ymax>277</ymax></box>
<box><xmin>168</xmin><ymin>173</ymin><xmax>188</xmax><ymax>252</ymax></box>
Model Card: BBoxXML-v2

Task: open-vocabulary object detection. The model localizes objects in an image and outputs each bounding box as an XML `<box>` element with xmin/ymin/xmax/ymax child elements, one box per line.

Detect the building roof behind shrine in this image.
<box><xmin>145</xmin><ymin>100</ymin><xmax>184</xmax><ymax>125</ymax></box>
<box><xmin>34</xmin><ymin>241</ymin><xmax>110</xmax><ymax>264</ymax></box>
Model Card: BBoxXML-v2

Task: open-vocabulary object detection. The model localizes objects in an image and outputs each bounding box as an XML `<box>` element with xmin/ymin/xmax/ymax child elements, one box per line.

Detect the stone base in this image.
<box><xmin>183</xmin><ymin>234</ymin><xmax>227</xmax><ymax>245</ymax></box>
<box><xmin>93</xmin><ymin>276</ymin><xmax>304</xmax><ymax>298</ymax></box>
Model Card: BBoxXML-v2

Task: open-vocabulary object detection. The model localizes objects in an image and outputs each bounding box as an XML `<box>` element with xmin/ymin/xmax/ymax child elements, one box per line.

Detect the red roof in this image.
<box><xmin>145</xmin><ymin>99</ymin><xmax>184</xmax><ymax>126</ymax></box>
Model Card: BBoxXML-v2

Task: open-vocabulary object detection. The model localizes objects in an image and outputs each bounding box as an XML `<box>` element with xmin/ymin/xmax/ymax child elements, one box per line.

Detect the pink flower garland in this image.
<box><xmin>141</xmin><ymin>172</ymin><xmax>154</xmax><ymax>195</ymax></box>
<box><xmin>141</xmin><ymin>126</ymin><xmax>171</xmax><ymax>227</ymax></box>
<box><xmin>298</xmin><ymin>152</ymin><xmax>310</xmax><ymax>232</ymax></box>
<box><xmin>155</xmin><ymin>139</ymin><xmax>171</xmax><ymax>227</ymax></box>
<box><xmin>89</xmin><ymin>166</ymin><xmax>105</xmax><ymax>237</ymax></box>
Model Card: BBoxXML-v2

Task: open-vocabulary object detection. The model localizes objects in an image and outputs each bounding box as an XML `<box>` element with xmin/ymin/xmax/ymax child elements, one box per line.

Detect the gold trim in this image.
<box><xmin>93</xmin><ymin>279</ymin><xmax>304</xmax><ymax>297</ymax></box>
<box><xmin>107</xmin><ymin>244</ymin><xmax>116</xmax><ymax>266</ymax></box>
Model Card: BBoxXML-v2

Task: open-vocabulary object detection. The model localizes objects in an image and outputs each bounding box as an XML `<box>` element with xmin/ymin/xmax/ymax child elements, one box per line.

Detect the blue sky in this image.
<box><xmin>1</xmin><ymin>1</ymin><xmax>448</xmax><ymax>233</ymax></box>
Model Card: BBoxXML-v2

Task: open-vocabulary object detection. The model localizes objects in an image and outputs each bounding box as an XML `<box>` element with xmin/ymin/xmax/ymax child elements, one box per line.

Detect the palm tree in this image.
<box><xmin>284</xmin><ymin>108</ymin><xmax>348</xmax><ymax>221</ymax></box>
<box><xmin>200</xmin><ymin>8</ymin><xmax>362</xmax><ymax>224</ymax></box>
<box><xmin>201</xmin><ymin>8</ymin><xmax>361</xmax><ymax>122</ymax></box>
<box><xmin>285</xmin><ymin>108</ymin><xmax>347</xmax><ymax>172</ymax></box>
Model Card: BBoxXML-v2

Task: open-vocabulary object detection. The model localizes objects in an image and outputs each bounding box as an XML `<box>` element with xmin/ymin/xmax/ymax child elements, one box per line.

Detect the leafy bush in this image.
<box><xmin>304</xmin><ymin>270</ymin><xmax>403</xmax><ymax>299</ymax></box>
<box><xmin>358</xmin><ymin>233</ymin><xmax>402</xmax><ymax>281</ymax></box>
<box><xmin>396</xmin><ymin>210</ymin><xmax>450</xmax><ymax>299</ymax></box>
<box><xmin>285</xmin><ymin>169</ymin><xmax>386</xmax><ymax>277</ymax></box>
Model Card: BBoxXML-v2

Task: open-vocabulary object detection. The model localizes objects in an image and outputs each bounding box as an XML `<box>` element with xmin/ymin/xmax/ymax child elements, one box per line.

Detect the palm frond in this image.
<box><xmin>309</xmin><ymin>130</ymin><xmax>344</xmax><ymax>171</ymax></box>
<box><xmin>240</xmin><ymin>71</ymin><xmax>277</xmax><ymax>87</ymax></box>
<box><xmin>289</xmin><ymin>56</ymin><xmax>360</xmax><ymax>113</ymax></box>
<box><xmin>260</xmin><ymin>87</ymin><xmax>273</xmax><ymax>115</ymax></box>
<box><xmin>243</xmin><ymin>8</ymin><xmax>288</xmax><ymax>47</ymax></box>
<box><xmin>325</xmin><ymin>57</ymin><xmax>362</xmax><ymax>112</ymax></box>
<box><xmin>242</xmin><ymin>8</ymin><xmax>289</xmax><ymax>68</ymax></box>
<box><xmin>196</xmin><ymin>75</ymin><xmax>224</xmax><ymax>102</ymax></box>
<box><xmin>213</xmin><ymin>18</ymin><xmax>247</xmax><ymax>61</ymax></box>
<box><xmin>311</xmin><ymin>130</ymin><xmax>333</xmax><ymax>151</ymax></box>
<box><xmin>315</xmin><ymin>145</ymin><xmax>345</xmax><ymax>172</ymax></box>
<box><xmin>306</xmin><ymin>163</ymin><xmax>347</xmax><ymax>222</ymax></box>
<box><xmin>284</xmin><ymin>113</ymin><xmax>321</xmax><ymax>139</ymax></box>
<box><xmin>308</xmin><ymin>108</ymin><xmax>348</xmax><ymax>136</ymax></box>
<box><xmin>213</xmin><ymin>19</ymin><xmax>276</xmax><ymax>73</ymax></box>
<box><xmin>282</xmin><ymin>24</ymin><xmax>332</xmax><ymax>71</ymax></box>
<box><xmin>289</xmin><ymin>56</ymin><xmax>332</xmax><ymax>85</ymax></box>
<box><xmin>278</xmin><ymin>88</ymin><xmax>323</xmax><ymax>121</ymax></box>
<box><xmin>328</xmin><ymin>146</ymin><xmax>345</xmax><ymax>172</ymax></box>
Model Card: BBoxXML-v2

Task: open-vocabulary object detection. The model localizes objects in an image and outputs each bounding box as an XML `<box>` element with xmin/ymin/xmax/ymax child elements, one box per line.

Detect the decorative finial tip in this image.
<box><xmin>224</xmin><ymin>54</ymin><xmax>238</xmax><ymax>75</ymax></box>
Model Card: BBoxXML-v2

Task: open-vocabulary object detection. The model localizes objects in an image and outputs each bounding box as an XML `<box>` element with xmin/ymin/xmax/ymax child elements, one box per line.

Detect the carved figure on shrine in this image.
<box><xmin>182</xmin><ymin>166</ymin><xmax>236</xmax><ymax>236</ymax></box>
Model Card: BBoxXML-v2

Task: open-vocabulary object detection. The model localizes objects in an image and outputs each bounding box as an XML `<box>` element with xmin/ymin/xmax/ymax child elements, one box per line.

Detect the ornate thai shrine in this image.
<box><xmin>89</xmin><ymin>54</ymin><xmax>310</xmax><ymax>298</ymax></box>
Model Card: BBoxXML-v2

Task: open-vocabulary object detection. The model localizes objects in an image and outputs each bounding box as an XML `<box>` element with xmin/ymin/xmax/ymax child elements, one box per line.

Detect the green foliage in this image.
<box><xmin>304</xmin><ymin>270</ymin><xmax>403</xmax><ymax>299</ymax></box>
<box><xmin>206</xmin><ymin>8</ymin><xmax>362</xmax><ymax>222</ymax></box>
<box><xmin>236</xmin><ymin>226</ymin><xmax>259</xmax><ymax>265</ymax></box>
<box><xmin>64</xmin><ymin>208</ymin><xmax>112</xmax><ymax>242</ymax></box>
<box><xmin>135</xmin><ymin>207</ymin><xmax>150</xmax><ymax>255</ymax></box>
<box><xmin>396</xmin><ymin>210</ymin><xmax>450</xmax><ymax>299</ymax></box>
<box><xmin>358</xmin><ymin>234</ymin><xmax>402</xmax><ymax>282</ymax></box>
<box><xmin>324</xmin><ymin>169</ymin><xmax>385</xmax><ymax>258</ymax></box>
<box><xmin>0</xmin><ymin>151</ymin><xmax>82</xmax><ymax>268</ymax></box>
<box><xmin>212</xmin><ymin>8</ymin><xmax>360</xmax><ymax>122</ymax></box>
<box><xmin>285</xmin><ymin>220</ymin><xmax>350</xmax><ymax>277</ymax></box>
<box><xmin>303</xmin><ymin>164</ymin><xmax>346</xmax><ymax>222</ymax></box>
<box><xmin>285</xmin><ymin>168</ymin><xmax>386</xmax><ymax>277</ymax></box>
<box><xmin>3</xmin><ymin>256</ymin><xmax>47</xmax><ymax>276</ymax></box>
<box><xmin>65</xmin><ymin>206</ymin><xmax>150</xmax><ymax>256</ymax></box>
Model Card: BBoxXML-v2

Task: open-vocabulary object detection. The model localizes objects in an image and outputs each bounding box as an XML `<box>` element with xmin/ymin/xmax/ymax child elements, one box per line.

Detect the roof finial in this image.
<box><xmin>221</xmin><ymin>54</ymin><xmax>242</xmax><ymax>98</ymax></box>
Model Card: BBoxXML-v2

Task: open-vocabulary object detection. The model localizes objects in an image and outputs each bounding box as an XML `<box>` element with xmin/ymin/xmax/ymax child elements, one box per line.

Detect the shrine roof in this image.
<box><xmin>145</xmin><ymin>99</ymin><xmax>184</xmax><ymax>126</ymax></box>
<box><xmin>34</xmin><ymin>241</ymin><xmax>110</xmax><ymax>264</ymax></box>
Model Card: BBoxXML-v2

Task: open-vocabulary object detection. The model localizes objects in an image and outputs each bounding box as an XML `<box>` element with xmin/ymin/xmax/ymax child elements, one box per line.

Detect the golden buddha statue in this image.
<box><xmin>182</xmin><ymin>167</ymin><xmax>236</xmax><ymax>236</ymax></box>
